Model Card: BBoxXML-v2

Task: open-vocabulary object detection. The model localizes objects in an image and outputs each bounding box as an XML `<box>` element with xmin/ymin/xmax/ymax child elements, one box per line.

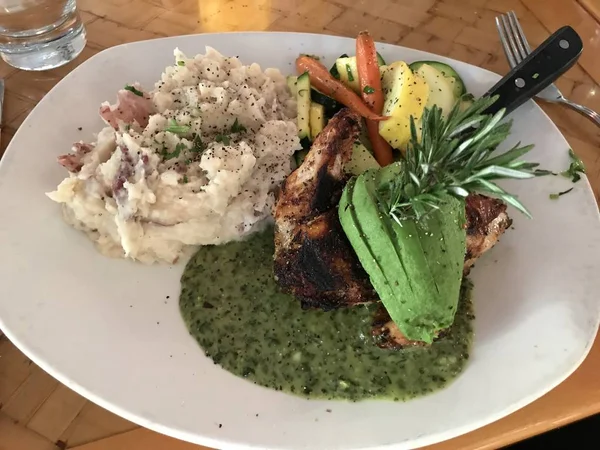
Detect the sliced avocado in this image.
<box><xmin>374</xmin><ymin>162</ymin><xmax>402</xmax><ymax>191</ymax></box>
<box><xmin>339</xmin><ymin>164</ymin><xmax>467</xmax><ymax>343</ymax></box>
<box><xmin>342</xmin><ymin>169</ymin><xmax>437</xmax><ymax>342</ymax></box>
<box><xmin>418</xmin><ymin>195</ymin><xmax>466</xmax><ymax>321</ymax></box>
<box><xmin>399</xmin><ymin>194</ymin><xmax>466</xmax><ymax>335</ymax></box>
<box><xmin>339</xmin><ymin>172</ymin><xmax>397</xmax><ymax>305</ymax></box>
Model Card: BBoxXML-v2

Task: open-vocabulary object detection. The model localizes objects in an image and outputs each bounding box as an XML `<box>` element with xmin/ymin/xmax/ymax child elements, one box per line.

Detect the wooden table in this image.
<box><xmin>1</xmin><ymin>0</ymin><xmax>599</xmax><ymax>449</ymax></box>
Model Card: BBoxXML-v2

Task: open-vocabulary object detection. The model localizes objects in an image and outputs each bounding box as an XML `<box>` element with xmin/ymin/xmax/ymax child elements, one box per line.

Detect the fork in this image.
<box><xmin>496</xmin><ymin>10</ymin><xmax>600</xmax><ymax>126</ymax></box>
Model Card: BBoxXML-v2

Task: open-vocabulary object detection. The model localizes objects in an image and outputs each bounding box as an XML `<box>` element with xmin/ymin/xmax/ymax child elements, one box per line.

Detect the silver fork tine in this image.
<box><xmin>496</xmin><ymin>16</ymin><xmax>517</xmax><ymax>68</ymax></box>
<box><xmin>500</xmin><ymin>15</ymin><xmax>524</xmax><ymax>65</ymax></box>
<box><xmin>507</xmin><ymin>11</ymin><xmax>529</xmax><ymax>61</ymax></box>
<box><xmin>508</xmin><ymin>11</ymin><xmax>532</xmax><ymax>54</ymax></box>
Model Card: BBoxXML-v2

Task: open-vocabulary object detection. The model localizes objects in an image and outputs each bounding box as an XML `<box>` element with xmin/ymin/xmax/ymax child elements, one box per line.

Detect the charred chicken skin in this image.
<box><xmin>274</xmin><ymin>110</ymin><xmax>377</xmax><ymax>310</ymax></box>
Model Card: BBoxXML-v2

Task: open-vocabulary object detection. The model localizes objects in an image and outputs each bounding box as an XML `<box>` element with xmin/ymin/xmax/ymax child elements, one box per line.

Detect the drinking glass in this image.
<box><xmin>0</xmin><ymin>0</ymin><xmax>86</xmax><ymax>71</ymax></box>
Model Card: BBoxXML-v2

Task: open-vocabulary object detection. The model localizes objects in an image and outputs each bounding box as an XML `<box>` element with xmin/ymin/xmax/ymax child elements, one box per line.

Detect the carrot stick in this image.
<box><xmin>365</xmin><ymin>121</ymin><xmax>394</xmax><ymax>166</ymax></box>
<box><xmin>296</xmin><ymin>56</ymin><xmax>388</xmax><ymax>122</ymax></box>
<box><xmin>356</xmin><ymin>31</ymin><xmax>385</xmax><ymax>112</ymax></box>
<box><xmin>356</xmin><ymin>31</ymin><xmax>394</xmax><ymax>166</ymax></box>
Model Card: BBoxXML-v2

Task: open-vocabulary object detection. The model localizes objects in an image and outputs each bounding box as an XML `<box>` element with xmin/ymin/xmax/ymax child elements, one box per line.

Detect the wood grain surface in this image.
<box><xmin>1</xmin><ymin>0</ymin><xmax>599</xmax><ymax>449</ymax></box>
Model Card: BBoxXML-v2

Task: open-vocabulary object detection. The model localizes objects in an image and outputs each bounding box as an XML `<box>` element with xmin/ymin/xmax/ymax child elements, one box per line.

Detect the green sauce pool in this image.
<box><xmin>179</xmin><ymin>229</ymin><xmax>474</xmax><ymax>401</ymax></box>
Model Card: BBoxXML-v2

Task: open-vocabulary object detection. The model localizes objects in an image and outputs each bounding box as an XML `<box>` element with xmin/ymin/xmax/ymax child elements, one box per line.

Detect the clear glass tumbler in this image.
<box><xmin>0</xmin><ymin>0</ymin><xmax>86</xmax><ymax>71</ymax></box>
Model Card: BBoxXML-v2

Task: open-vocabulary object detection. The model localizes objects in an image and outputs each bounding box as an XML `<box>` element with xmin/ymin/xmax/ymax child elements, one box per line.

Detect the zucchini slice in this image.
<box><xmin>296</xmin><ymin>72</ymin><xmax>311</xmax><ymax>140</ymax></box>
<box><xmin>330</xmin><ymin>53</ymin><xmax>348</xmax><ymax>79</ymax></box>
<box><xmin>336</xmin><ymin>57</ymin><xmax>360</xmax><ymax>92</ymax></box>
<box><xmin>295</xmin><ymin>149</ymin><xmax>309</xmax><ymax>166</ymax></box>
<box><xmin>287</xmin><ymin>76</ymin><xmax>297</xmax><ymax>96</ymax></box>
<box><xmin>409</xmin><ymin>61</ymin><xmax>466</xmax><ymax>98</ymax></box>
<box><xmin>345</xmin><ymin>141</ymin><xmax>381</xmax><ymax>175</ymax></box>
<box><xmin>311</xmin><ymin>88</ymin><xmax>343</xmax><ymax>118</ymax></box>
<box><xmin>414</xmin><ymin>64</ymin><xmax>456</xmax><ymax>117</ymax></box>
<box><xmin>336</xmin><ymin>55</ymin><xmax>386</xmax><ymax>92</ymax></box>
<box><xmin>309</xmin><ymin>103</ymin><xmax>325</xmax><ymax>140</ymax></box>
<box><xmin>458</xmin><ymin>93</ymin><xmax>475</xmax><ymax>112</ymax></box>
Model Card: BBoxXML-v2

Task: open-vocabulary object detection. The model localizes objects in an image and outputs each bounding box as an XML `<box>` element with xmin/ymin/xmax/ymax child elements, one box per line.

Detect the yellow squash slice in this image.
<box><xmin>378</xmin><ymin>61</ymin><xmax>429</xmax><ymax>151</ymax></box>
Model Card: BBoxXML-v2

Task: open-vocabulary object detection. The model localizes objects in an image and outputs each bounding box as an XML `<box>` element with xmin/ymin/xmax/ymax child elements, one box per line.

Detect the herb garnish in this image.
<box><xmin>215</xmin><ymin>134</ymin><xmax>231</xmax><ymax>145</ymax></box>
<box><xmin>230</xmin><ymin>118</ymin><xmax>246</xmax><ymax>133</ymax></box>
<box><xmin>548</xmin><ymin>149</ymin><xmax>585</xmax><ymax>198</ymax></box>
<box><xmin>165</xmin><ymin>118</ymin><xmax>191</xmax><ymax>135</ymax></box>
<box><xmin>533</xmin><ymin>169</ymin><xmax>556</xmax><ymax>176</ymax></box>
<box><xmin>549</xmin><ymin>188</ymin><xmax>573</xmax><ymax>200</ymax></box>
<box><xmin>177</xmin><ymin>60</ymin><xmax>185</xmax><ymax>66</ymax></box>
<box><xmin>346</xmin><ymin>64</ymin><xmax>354</xmax><ymax>82</ymax></box>
<box><xmin>162</xmin><ymin>142</ymin><xmax>187</xmax><ymax>160</ymax></box>
<box><xmin>191</xmin><ymin>134</ymin><xmax>206</xmax><ymax>153</ymax></box>
<box><xmin>124</xmin><ymin>84</ymin><xmax>144</xmax><ymax>97</ymax></box>
<box><xmin>562</xmin><ymin>148</ymin><xmax>585</xmax><ymax>182</ymax></box>
<box><xmin>363</xmin><ymin>86</ymin><xmax>375</xmax><ymax>94</ymax></box>
<box><xmin>181</xmin><ymin>174</ymin><xmax>189</xmax><ymax>184</ymax></box>
<box><xmin>379</xmin><ymin>95</ymin><xmax>538</xmax><ymax>223</ymax></box>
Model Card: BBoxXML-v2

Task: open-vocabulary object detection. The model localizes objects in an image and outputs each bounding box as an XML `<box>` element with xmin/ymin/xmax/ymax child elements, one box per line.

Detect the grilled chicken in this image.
<box><xmin>464</xmin><ymin>194</ymin><xmax>512</xmax><ymax>274</ymax></box>
<box><xmin>274</xmin><ymin>109</ymin><xmax>377</xmax><ymax>309</ymax></box>
<box><xmin>274</xmin><ymin>108</ymin><xmax>512</xmax><ymax>347</ymax></box>
<box><xmin>372</xmin><ymin>305</ymin><xmax>450</xmax><ymax>349</ymax></box>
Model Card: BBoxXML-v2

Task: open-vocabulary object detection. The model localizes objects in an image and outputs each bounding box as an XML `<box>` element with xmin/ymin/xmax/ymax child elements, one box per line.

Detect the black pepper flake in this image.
<box><xmin>77</xmin><ymin>127</ymin><xmax>82</xmax><ymax>131</ymax></box>
<box><xmin>218</xmin><ymin>424</ymin><xmax>223</xmax><ymax>428</ymax></box>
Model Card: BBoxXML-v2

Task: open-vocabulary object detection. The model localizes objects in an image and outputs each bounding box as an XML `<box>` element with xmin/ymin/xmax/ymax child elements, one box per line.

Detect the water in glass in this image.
<box><xmin>0</xmin><ymin>0</ymin><xmax>86</xmax><ymax>71</ymax></box>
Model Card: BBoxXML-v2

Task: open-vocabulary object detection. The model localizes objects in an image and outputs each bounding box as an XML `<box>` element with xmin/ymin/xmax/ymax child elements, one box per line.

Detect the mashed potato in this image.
<box><xmin>47</xmin><ymin>47</ymin><xmax>300</xmax><ymax>264</ymax></box>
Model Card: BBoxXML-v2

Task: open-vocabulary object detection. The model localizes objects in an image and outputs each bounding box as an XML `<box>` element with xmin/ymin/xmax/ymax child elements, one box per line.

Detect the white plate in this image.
<box><xmin>1</xmin><ymin>32</ymin><xmax>599</xmax><ymax>450</ymax></box>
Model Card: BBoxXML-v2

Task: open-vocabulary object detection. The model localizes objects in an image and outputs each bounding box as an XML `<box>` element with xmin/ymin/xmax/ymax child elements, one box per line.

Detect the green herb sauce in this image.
<box><xmin>179</xmin><ymin>229</ymin><xmax>474</xmax><ymax>401</ymax></box>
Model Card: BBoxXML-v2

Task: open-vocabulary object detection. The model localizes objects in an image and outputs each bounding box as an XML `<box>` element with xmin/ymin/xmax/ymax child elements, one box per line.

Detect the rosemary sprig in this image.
<box><xmin>380</xmin><ymin>95</ymin><xmax>538</xmax><ymax>224</ymax></box>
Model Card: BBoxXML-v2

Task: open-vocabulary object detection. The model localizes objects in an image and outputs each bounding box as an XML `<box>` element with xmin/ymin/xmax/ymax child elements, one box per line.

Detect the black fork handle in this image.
<box><xmin>484</xmin><ymin>26</ymin><xmax>583</xmax><ymax>116</ymax></box>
